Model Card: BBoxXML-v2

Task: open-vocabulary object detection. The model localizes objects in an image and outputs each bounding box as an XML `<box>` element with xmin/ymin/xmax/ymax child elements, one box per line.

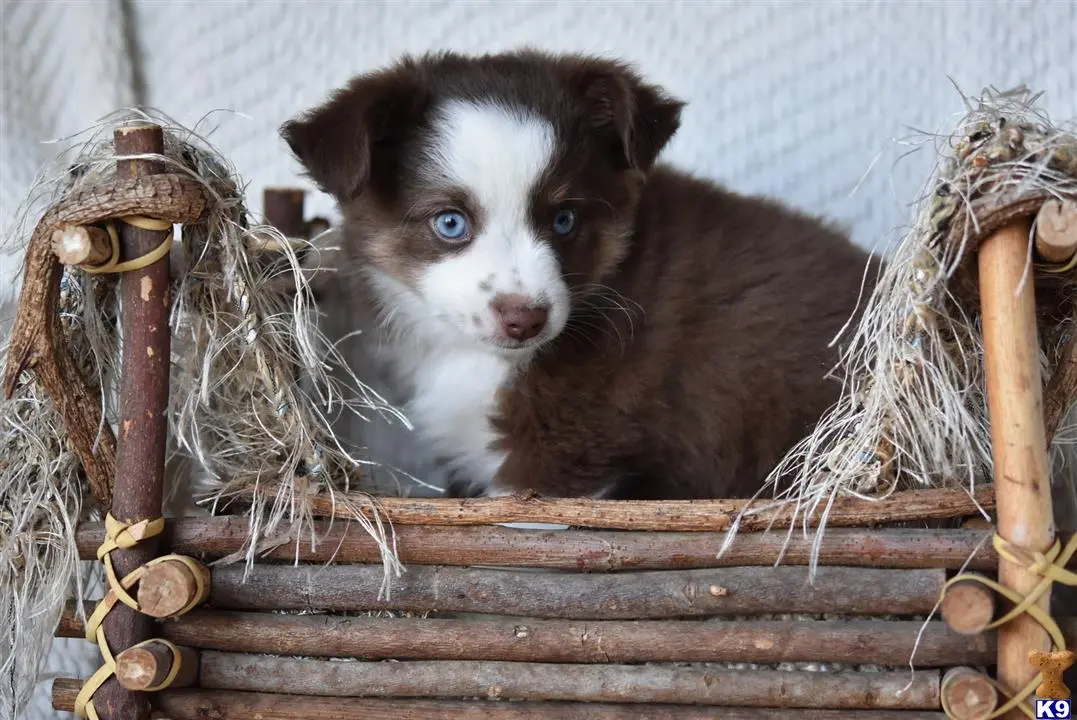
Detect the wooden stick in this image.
<box><xmin>197</xmin><ymin>653</ymin><xmax>941</xmax><ymax>708</ymax></box>
<box><xmin>74</xmin><ymin>520</ymin><xmax>1008</xmax><ymax>570</ymax></box>
<box><xmin>207</xmin><ymin>564</ymin><xmax>945</xmax><ymax>618</ymax></box>
<box><xmin>90</xmin><ymin>122</ymin><xmax>173</xmax><ymax>720</ymax></box>
<box><xmin>51</xmin><ymin>224</ymin><xmax>112</xmax><ymax>266</ymax></box>
<box><xmin>1034</xmin><ymin>199</ymin><xmax>1077</xmax><ymax>264</ymax></box>
<box><xmin>222</xmin><ymin>483</ymin><xmax>996</xmax><ymax>531</ymax></box>
<box><xmin>1036</xmin><ymin>204</ymin><xmax>1077</xmax><ymax>444</ymax></box>
<box><xmin>939</xmin><ymin>579</ymin><xmax>997</xmax><ymax>636</ymax></box>
<box><xmin>56</xmin><ymin>606</ymin><xmax>1010</xmax><ymax>667</ymax></box>
<box><xmin>941</xmin><ymin>667</ymin><xmax>998</xmax><ymax>720</ymax></box>
<box><xmin>2</xmin><ymin>172</ymin><xmax>204</xmax><ymax>509</ymax></box>
<box><xmin>263</xmin><ymin>187</ymin><xmax>306</xmax><ymax>238</ymax></box>
<box><xmin>114</xmin><ymin>639</ymin><xmax>198</xmax><ymax>691</ymax></box>
<box><xmin>307</xmin><ymin>216</ymin><xmax>331</xmax><ymax>239</ymax></box>
<box><xmin>136</xmin><ymin>557</ymin><xmax>210</xmax><ymax>618</ymax></box>
<box><xmin>51</xmin><ymin>680</ymin><xmax>949</xmax><ymax>720</ymax></box>
<box><xmin>978</xmin><ymin>218</ymin><xmax>1055</xmax><ymax>718</ymax></box>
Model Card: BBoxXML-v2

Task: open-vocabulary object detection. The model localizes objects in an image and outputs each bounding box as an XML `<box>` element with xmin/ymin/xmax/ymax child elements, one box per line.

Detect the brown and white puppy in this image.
<box><xmin>282</xmin><ymin>50</ymin><xmax>877</xmax><ymax>500</ymax></box>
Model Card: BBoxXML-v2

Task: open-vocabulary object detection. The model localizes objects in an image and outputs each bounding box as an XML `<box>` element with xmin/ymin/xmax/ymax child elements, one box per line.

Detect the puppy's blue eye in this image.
<box><xmin>432</xmin><ymin>211</ymin><xmax>469</xmax><ymax>242</ymax></box>
<box><xmin>552</xmin><ymin>209</ymin><xmax>577</xmax><ymax>236</ymax></box>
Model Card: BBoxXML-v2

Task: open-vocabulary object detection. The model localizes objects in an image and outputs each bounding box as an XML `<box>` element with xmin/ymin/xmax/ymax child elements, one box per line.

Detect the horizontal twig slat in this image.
<box><xmin>51</xmin><ymin>680</ymin><xmax>947</xmax><ymax>719</ymax></box>
<box><xmin>207</xmin><ymin>564</ymin><xmax>946</xmax><ymax>618</ymax></box>
<box><xmin>225</xmin><ymin>483</ymin><xmax>995</xmax><ymax>531</ymax></box>
<box><xmin>56</xmin><ymin>605</ymin><xmax>1014</xmax><ymax>666</ymax></box>
<box><xmin>198</xmin><ymin>654</ymin><xmax>941</xmax><ymax>708</ymax></box>
<box><xmin>75</xmin><ymin>519</ymin><xmax>1006</xmax><ymax>570</ymax></box>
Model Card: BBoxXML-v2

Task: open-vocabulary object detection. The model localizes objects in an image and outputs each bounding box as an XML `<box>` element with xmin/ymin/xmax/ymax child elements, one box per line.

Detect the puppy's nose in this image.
<box><xmin>492</xmin><ymin>294</ymin><xmax>549</xmax><ymax>341</ymax></box>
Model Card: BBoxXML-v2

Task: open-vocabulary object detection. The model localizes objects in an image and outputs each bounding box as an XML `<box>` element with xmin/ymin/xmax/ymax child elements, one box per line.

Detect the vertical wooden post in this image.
<box><xmin>94</xmin><ymin>122</ymin><xmax>173</xmax><ymax>720</ymax></box>
<box><xmin>307</xmin><ymin>216</ymin><xmax>331</xmax><ymax>240</ymax></box>
<box><xmin>263</xmin><ymin>187</ymin><xmax>307</xmax><ymax>239</ymax></box>
<box><xmin>978</xmin><ymin>217</ymin><xmax>1055</xmax><ymax>717</ymax></box>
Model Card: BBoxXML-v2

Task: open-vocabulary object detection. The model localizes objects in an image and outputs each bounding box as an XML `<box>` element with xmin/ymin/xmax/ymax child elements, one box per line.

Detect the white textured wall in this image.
<box><xmin>3</xmin><ymin>0</ymin><xmax>1076</xmax><ymax>717</ymax></box>
<box><xmin>131</xmin><ymin>0</ymin><xmax>1077</xmax><ymax>253</ymax></box>
<box><xmin>0</xmin><ymin>1</ymin><xmax>139</xmax><ymax>296</ymax></box>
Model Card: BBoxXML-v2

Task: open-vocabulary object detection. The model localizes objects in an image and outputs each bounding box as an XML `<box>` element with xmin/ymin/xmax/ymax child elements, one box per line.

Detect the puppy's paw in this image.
<box><xmin>445</xmin><ymin>474</ymin><xmax>486</xmax><ymax>499</ymax></box>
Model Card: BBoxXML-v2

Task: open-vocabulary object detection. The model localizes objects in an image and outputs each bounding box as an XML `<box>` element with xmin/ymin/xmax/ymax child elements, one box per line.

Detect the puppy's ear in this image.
<box><xmin>281</xmin><ymin>62</ymin><xmax>427</xmax><ymax>201</ymax></box>
<box><xmin>570</xmin><ymin>59</ymin><xmax>684</xmax><ymax>172</ymax></box>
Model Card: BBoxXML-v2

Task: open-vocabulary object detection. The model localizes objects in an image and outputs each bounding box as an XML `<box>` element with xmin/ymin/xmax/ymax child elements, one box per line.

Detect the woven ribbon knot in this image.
<box><xmin>940</xmin><ymin>532</ymin><xmax>1077</xmax><ymax>719</ymax></box>
<box><xmin>80</xmin><ymin>215</ymin><xmax>174</xmax><ymax>275</ymax></box>
<box><xmin>74</xmin><ymin>514</ymin><xmax>206</xmax><ymax>720</ymax></box>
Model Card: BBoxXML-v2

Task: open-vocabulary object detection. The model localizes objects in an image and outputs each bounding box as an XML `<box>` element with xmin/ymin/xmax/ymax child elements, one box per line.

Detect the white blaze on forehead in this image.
<box><xmin>416</xmin><ymin>98</ymin><xmax>571</xmax><ymax>351</ymax></box>
<box><xmin>372</xmin><ymin>101</ymin><xmax>570</xmax><ymax>500</ymax></box>
<box><xmin>425</xmin><ymin>99</ymin><xmax>556</xmax><ymax>218</ymax></box>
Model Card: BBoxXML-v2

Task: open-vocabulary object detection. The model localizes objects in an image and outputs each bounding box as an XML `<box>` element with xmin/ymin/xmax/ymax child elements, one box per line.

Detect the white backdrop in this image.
<box><xmin>3</xmin><ymin>0</ymin><xmax>1076</xmax><ymax>717</ymax></box>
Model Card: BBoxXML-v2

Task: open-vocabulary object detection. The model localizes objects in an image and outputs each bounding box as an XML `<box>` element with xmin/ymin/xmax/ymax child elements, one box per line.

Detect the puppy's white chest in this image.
<box><xmin>404</xmin><ymin>348</ymin><xmax>512</xmax><ymax>487</ymax></box>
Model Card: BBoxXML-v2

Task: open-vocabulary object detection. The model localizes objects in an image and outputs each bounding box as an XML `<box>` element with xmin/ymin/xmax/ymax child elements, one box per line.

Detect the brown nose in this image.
<box><xmin>492</xmin><ymin>294</ymin><xmax>549</xmax><ymax>341</ymax></box>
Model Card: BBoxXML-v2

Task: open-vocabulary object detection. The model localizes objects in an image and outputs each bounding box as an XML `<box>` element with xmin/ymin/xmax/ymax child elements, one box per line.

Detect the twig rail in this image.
<box><xmin>207</xmin><ymin>564</ymin><xmax>946</xmax><ymax>618</ymax></box>
<box><xmin>51</xmin><ymin>680</ymin><xmax>948</xmax><ymax>720</ymax></box>
<box><xmin>199</xmin><ymin>654</ymin><xmax>942</xmax><ymax>708</ymax></box>
<box><xmin>73</xmin><ymin>522</ymin><xmax>1009</xmax><ymax>570</ymax></box>
<box><xmin>221</xmin><ymin>483</ymin><xmax>997</xmax><ymax>531</ymax></box>
<box><xmin>58</xmin><ymin>606</ymin><xmax>1028</xmax><ymax>667</ymax></box>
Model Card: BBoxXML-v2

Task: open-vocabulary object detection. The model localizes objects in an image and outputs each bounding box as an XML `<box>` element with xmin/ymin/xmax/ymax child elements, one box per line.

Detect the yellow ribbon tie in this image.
<box><xmin>74</xmin><ymin>514</ymin><xmax>207</xmax><ymax>719</ymax></box>
<box><xmin>80</xmin><ymin>215</ymin><xmax>174</xmax><ymax>275</ymax></box>
<box><xmin>128</xmin><ymin>638</ymin><xmax>186</xmax><ymax>692</ymax></box>
<box><xmin>940</xmin><ymin>532</ymin><xmax>1077</xmax><ymax>719</ymax></box>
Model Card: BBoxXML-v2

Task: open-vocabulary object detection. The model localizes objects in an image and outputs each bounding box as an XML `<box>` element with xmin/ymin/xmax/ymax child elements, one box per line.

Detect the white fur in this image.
<box><xmin>369</xmin><ymin>270</ymin><xmax>512</xmax><ymax>487</ymax></box>
<box><xmin>358</xmin><ymin>100</ymin><xmax>566</xmax><ymax>497</ymax></box>
<box><xmin>419</xmin><ymin>100</ymin><xmax>571</xmax><ymax>349</ymax></box>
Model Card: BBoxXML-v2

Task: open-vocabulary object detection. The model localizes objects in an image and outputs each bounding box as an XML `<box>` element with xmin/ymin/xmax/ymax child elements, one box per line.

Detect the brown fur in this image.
<box><xmin>283</xmin><ymin>49</ymin><xmax>880</xmax><ymax>500</ymax></box>
<box><xmin>282</xmin><ymin>51</ymin><xmax>678</xmax><ymax>298</ymax></box>
<box><xmin>494</xmin><ymin>168</ymin><xmax>877</xmax><ymax>499</ymax></box>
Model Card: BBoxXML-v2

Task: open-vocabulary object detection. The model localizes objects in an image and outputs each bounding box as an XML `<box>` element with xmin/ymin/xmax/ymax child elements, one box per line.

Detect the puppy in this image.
<box><xmin>282</xmin><ymin>50</ymin><xmax>877</xmax><ymax>500</ymax></box>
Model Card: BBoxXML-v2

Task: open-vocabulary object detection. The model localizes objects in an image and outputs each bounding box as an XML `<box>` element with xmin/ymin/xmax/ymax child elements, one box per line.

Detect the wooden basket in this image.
<box><xmin>10</xmin><ymin>123</ymin><xmax>1075</xmax><ymax>720</ymax></box>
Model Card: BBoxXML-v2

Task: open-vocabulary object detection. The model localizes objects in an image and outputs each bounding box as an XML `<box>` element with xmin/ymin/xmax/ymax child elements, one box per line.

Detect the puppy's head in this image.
<box><xmin>282</xmin><ymin>51</ymin><xmax>682</xmax><ymax>354</ymax></box>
